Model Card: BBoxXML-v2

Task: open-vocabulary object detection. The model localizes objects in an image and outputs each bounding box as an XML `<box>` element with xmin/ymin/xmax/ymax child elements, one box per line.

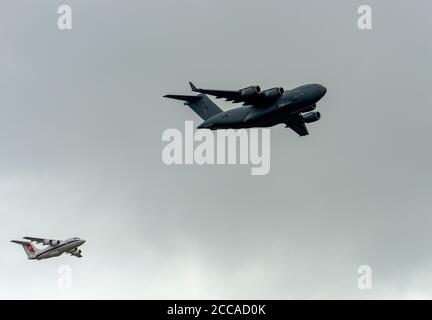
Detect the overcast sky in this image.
<box><xmin>1</xmin><ymin>0</ymin><xmax>431</xmax><ymax>299</ymax></box>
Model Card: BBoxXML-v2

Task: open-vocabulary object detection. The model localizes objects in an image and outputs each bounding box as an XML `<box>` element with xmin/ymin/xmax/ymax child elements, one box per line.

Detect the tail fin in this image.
<box><xmin>164</xmin><ymin>93</ymin><xmax>223</xmax><ymax>120</ymax></box>
<box><xmin>11</xmin><ymin>240</ymin><xmax>39</xmax><ymax>259</ymax></box>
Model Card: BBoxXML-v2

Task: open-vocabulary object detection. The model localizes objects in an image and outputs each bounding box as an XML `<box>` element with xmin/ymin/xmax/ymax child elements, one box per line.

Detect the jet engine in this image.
<box><xmin>43</xmin><ymin>239</ymin><xmax>59</xmax><ymax>246</ymax></box>
<box><xmin>261</xmin><ymin>87</ymin><xmax>284</xmax><ymax>99</ymax></box>
<box><xmin>240</xmin><ymin>86</ymin><xmax>261</xmax><ymax>99</ymax></box>
<box><xmin>302</xmin><ymin>111</ymin><xmax>321</xmax><ymax>123</ymax></box>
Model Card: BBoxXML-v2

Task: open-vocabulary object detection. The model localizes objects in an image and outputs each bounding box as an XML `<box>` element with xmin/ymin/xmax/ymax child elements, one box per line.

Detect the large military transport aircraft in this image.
<box><xmin>11</xmin><ymin>237</ymin><xmax>86</xmax><ymax>260</ymax></box>
<box><xmin>165</xmin><ymin>82</ymin><xmax>327</xmax><ymax>136</ymax></box>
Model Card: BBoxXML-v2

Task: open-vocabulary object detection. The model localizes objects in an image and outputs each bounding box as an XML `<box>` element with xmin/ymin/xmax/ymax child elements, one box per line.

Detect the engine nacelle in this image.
<box><xmin>261</xmin><ymin>87</ymin><xmax>284</xmax><ymax>99</ymax></box>
<box><xmin>240</xmin><ymin>86</ymin><xmax>261</xmax><ymax>99</ymax></box>
<box><xmin>44</xmin><ymin>239</ymin><xmax>59</xmax><ymax>246</ymax></box>
<box><xmin>302</xmin><ymin>111</ymin><xmax>321</xmax><ymax>123</ymax></box>
<box><xmin>78</xmin><ymin>250</ymin><xmax>82</xmax><ymax>255</ymax></box>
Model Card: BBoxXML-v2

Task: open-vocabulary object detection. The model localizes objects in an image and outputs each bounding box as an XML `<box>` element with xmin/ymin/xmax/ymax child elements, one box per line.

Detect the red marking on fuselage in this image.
<box><xmin>26</xmin><ymin>243</ymin><xmax>35</xmax><ymax>253</ymax></box>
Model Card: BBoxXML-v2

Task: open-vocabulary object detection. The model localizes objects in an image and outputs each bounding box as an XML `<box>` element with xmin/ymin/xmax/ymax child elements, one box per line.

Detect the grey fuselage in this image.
<box><xmin>33</xmin><ymin>238</ymin><xmax>85</xmax><ymax>260</ymax></box>
<box><xmin>197</xmin><ymin>84</ymin><xmax>327</xmax><ymax>129</ymax></box>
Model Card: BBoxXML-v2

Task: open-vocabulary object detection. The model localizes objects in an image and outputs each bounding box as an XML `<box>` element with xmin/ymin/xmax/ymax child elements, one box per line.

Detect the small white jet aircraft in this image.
<box><xmin>11</xmin><ymin>237</ymin><xmax>86</xmax><ymax>260</ymax></box>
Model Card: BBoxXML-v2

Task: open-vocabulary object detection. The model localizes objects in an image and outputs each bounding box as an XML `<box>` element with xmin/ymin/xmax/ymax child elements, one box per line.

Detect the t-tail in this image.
<box><xmin>11</xmin><ymin>240</ymin><xmax>40</xmax><ymax>260</ymax></box>
<box><xmin>164</xmin><ymin>82</ymin><xmax>223</xmax><ymax>121</ymax></box>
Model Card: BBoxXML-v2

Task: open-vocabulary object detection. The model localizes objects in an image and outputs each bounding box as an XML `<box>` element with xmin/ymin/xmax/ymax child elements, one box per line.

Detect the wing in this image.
<box><xmin>67</xmin><ymin>250</ymin><xmax>82</xmax><ymax>258</ymax></box>
<box><xmin>190</xmin><ymin>82</ymin><xmax>242</xmax><ymax>101</ymax></box>
<box><xmin>189</xmin><ymin>82</ymin><xmax>260</xmax><ymax>105</ymax></box>
<box><xmin>285</xmin><ymin>114</ymin><xmax>309</xmax><ymax>136</ymax></box>
<box><xmin>23</xmin><ymin>237</ymin><xmax>50</xmax><ymax>244</ymax></box>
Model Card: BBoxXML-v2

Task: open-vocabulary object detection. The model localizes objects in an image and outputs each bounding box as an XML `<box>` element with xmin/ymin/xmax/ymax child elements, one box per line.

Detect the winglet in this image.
<box><xmin>189</xmin><ymin>81</ymin><xmax>198</xmax><ymax>92</ymax></box>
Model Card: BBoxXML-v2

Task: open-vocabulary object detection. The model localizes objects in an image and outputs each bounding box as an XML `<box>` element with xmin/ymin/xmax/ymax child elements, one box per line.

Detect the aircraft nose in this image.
<box><xmin>314</xmin><ymin>84</ymin><xmax>327</xmax><ymax>100</ymax></box>
<box><xmin>319</xmin><ymin>85</ymin><xmax>327</xmax><ymax>96</ymax></box>
<box><xmin>80</xmin><ymin>240</ymin><xmax>86</xmax><ymax>245</ymax></box>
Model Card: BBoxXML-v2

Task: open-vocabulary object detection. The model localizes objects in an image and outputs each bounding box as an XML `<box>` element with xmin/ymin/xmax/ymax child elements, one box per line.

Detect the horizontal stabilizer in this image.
<box><xmin>11</xmin><ymin>240</ymin><xmax>29</xmax><ymax>245</ymax></box>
